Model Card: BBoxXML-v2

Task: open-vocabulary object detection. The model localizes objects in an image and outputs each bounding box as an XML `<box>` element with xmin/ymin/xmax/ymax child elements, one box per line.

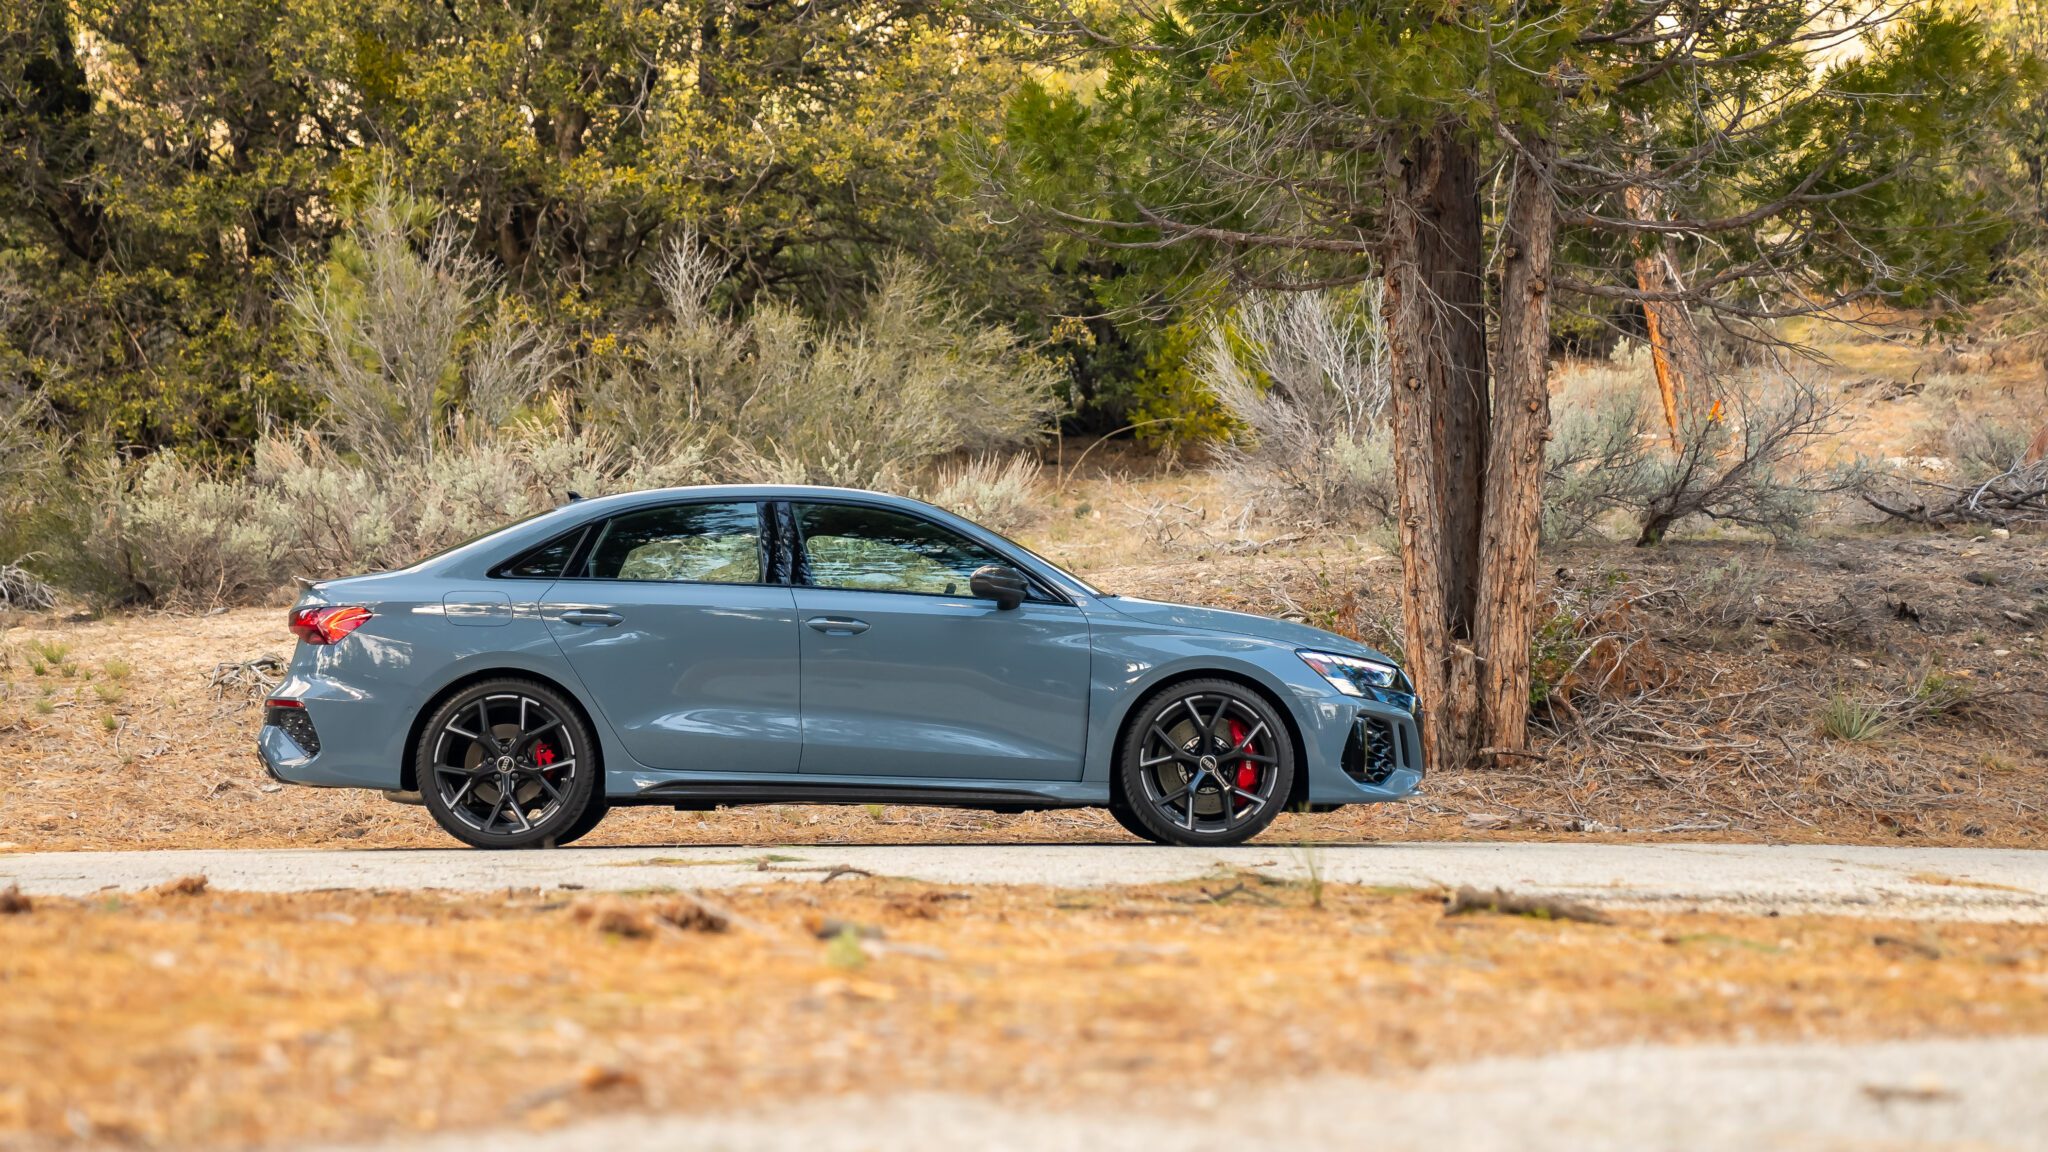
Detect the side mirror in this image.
<box><xmin>969</xmin><ymin>565</ymin><xmax>1028</xmax><ymax>610</ymax></box>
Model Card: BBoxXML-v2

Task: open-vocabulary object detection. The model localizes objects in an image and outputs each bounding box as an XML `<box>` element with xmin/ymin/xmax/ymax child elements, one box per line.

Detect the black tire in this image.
<box><xmin>548</xmin><ymin>794</ymin><xmax>610</xmax><ymax>848</ymax></box>
<box><xmin>416</xmin><ymin>679</ymin><xmax>602</xmax><ymax>850</ymax></box>
<box><xmin>1115</xmin><ymin>678</ymin><xmax>1296</xmax><ymax>847</ymax></box>
<box><xmin>1105</xmin><ymin>801</ymin><xmax>1166</xmax><ymax>844</ymax></box>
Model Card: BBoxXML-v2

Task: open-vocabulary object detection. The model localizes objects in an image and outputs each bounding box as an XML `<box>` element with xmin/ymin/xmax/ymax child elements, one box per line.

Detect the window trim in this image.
<box><xmin>488</xmin><ymin>524</ymin><xmax>591</xmax><ymax>581</ymax></box>
<box><xmin>784</xmin><ymin>498</ymin><xmax>1073</xmax><ymax>607</ymax></box>
<box><xmin>495</xmin><ymin>500</ymin><xmax>783</xmax><ymax>589</ymax></box>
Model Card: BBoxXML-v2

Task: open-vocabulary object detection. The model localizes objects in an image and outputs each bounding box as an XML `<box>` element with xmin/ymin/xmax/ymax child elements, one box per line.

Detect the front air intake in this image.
<box><xmin>1342</xmin><ymin>714</ymin><xmax>1415</xmax><ymax>786</ymax></box>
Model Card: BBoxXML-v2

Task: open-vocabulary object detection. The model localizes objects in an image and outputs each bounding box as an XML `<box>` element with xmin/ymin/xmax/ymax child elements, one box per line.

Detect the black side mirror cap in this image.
<box><xmin>969</xmin><ymin>565</ymin><xmax>1028</xmax><ymax>610</ymax></box>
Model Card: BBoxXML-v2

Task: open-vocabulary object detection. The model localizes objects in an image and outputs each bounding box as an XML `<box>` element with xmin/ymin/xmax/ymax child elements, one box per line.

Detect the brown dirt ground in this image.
<box><xmin>2</xmin><ymin>527</ymin><xmax>2043</xmax><ymax>852</ymax></box>
<box><xmin>3</xmin><ymin>877</ymin><xmax>2046</xmax><ymax>1150</ymax></box>
<box><xmin>1</xmin><ymin>318</ymin><xmax>2044</xmax><ymax>853</ymax></box>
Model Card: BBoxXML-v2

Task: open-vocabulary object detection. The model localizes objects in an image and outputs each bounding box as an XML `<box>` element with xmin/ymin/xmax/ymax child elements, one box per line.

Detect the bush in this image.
<box><xmin>1858</xmin><ymin>409</ymin><xmax>2048</xmax><ymax>526</ymax></box>
<box><xmin>1543</xmin><ymin>363</ymin><xmax>1659</xmax><ymax>544</ymax></box>
<box><xmin>284</xmin><ymin>184</ymin><xmax>556</xmax><ymax>467</ymax></box>
<box><xmin>919</xmin><ymin>454</ymin><xmax>1045</xmax><ymax>534</ymax></box>
<box><xmin>1543</xmin><ymin>363</ymin><xmax>1841</xmax><ymax>546</ymax></box>
<box><xmin>590</xmin><ymin>243</ymin><xmax>1062</xmax><ymax>490</ymax></box>
<box><xmin>87</xmin><ymin>418</ymin><xmax>716</xmax><ymax>607</ymax></box>
<box><xmin>1202</xmin><ymin>284</ymin><xmax>1395</xmax><ymax>527</ymax></box>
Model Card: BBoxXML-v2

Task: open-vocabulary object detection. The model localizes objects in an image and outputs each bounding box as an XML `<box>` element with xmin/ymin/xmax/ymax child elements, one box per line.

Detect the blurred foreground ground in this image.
<box><xmin>4</xmin><ymin>871</ymin><xmax>2048</xmax><ymax>1150</ymax></box>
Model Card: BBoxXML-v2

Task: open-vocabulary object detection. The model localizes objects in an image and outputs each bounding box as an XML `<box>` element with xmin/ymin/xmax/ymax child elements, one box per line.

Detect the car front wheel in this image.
<box><xmin>1115</xmin><ymin>679</ymin><xmax>1295</xmax><ymax>847</ymax></box>
<box><xmin>416</xmin><ymin>679</ymin><xmax>603</xmax><ymax>849</ymax></box>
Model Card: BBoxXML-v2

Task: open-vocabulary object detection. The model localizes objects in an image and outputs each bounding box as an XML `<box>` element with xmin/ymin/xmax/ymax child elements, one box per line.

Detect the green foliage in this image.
<box><xmin>1820</xmin><ymin>695</ymin><xmax>1890</xmax><ymax>743</ymax></box>
<box><xmin>0</xmin><ymin>0</ymin><xmax>1068</xmax><ymax>458</ymax></box>
<box><xmin>1128</xmin><ymin>318</ymin><xmax>1236</xmax><ymax>456</ymax></box>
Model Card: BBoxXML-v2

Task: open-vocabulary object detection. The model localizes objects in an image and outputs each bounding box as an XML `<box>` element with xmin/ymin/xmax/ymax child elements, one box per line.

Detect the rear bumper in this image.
<box><xmin>255</xmin><ymin>676</ymin><xmax>407</xmax><ymax>790</ymax></box>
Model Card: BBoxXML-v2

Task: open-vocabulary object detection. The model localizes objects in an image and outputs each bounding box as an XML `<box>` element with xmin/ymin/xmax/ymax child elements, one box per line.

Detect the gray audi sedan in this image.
<box><xmin>258</xmin><ymin>485</ymin><xmax>1421</xmax><ymax>847</ymax></box>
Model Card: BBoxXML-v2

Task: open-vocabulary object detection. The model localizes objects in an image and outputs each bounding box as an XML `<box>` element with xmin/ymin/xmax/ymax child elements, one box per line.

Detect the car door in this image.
<box><xmin>542</xmin><ymin>501</ymin><xmax>801</xmax><ymax>773</ymax></box>
<box><xmin>787</xmin><ymin>500</ymin><xmax>1091</xmax><ymax>781</ymax></box>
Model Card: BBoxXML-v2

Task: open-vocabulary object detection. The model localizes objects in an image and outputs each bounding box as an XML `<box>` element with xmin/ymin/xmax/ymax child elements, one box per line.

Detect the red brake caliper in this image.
<box><xmin>1228</xmin><ymin>720</ymin><xmax>1257</xmax><ymax>801</ymax></box>
<box><xmin>533</xmin><ymin>741</ymin><xmax>558</xmax><ymax>769</ymax></box>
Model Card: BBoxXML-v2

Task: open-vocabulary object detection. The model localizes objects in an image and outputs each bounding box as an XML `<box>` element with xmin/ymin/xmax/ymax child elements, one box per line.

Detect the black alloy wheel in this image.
<box><xmin>1114</xmin><ymin>679</ymin><xmax>1295</xmax><ymax>846</ymax></box>
<box><xmin>417</xmin><ymin>679</ymin><xmax>603</xmax><ymax>849</ymax></box>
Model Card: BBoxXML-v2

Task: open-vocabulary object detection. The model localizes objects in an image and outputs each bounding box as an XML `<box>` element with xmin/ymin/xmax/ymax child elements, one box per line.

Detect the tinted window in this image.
<box><xmin>580</xmin><ymin>503</ymin><xmax>763</xmax><ymax>584</ymax></box>
<box><xmin>794</xmin><ymin>503</ymin><xmax>1010</xmax><ymax>597</ymax></box>
<box><xmin>498</xmin><ymin>527</ymin><xmax>586</xmax><ymax>579</ymax></box>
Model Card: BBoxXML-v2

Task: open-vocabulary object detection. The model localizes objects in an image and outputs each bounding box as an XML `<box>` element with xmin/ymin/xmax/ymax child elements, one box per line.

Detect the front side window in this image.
<box><xmin>580</xmin><ymin>503</ymin><xmax>763</xmax><ymax>584</ymax></box>
<box><xmin>794</xmin><ymin>503</ymin><xmax>1014</xmax><ymax>597</ymax></box>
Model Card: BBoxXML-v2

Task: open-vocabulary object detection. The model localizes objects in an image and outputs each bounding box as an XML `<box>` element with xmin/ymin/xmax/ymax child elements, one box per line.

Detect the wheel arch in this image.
<box><xmin>400</xmin><ymin>668</ymin><xmax>605</xmax><ymax>793</ymax></box>
<box><xmin>1107</xmin><ymin>667</ymin><xmax>1312</xmax><ymax>812</ymax></box>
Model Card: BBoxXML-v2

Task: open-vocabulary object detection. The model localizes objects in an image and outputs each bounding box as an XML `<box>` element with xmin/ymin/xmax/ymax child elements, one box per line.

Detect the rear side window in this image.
<box><xmin>793</xmin><ymin>502</ymin><xmax>1010</xmax><ymax>597</ymax></box>
<box><xmin>497</xmin><ymin>527</ymin><xmax>587</xmax><ymax>579</ymax></box>
<box><xmin>579</xmin><ymin>503</ymin><xmax>764</xmax><ymax>584</ymax></box>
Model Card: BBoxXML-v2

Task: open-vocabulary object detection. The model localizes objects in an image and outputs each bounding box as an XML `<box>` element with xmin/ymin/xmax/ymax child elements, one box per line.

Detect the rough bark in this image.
<box><xmin>1475</xmin><ymin>136</ymin><xmax>1556</xmax><ymax>754</ymax></box>
<box><xmin>1420</xmin><ymin>131</ymin><xmax>1491</xmax><ymax>640</ymax></box>
<box><xmin>1384</xmin><ymin>124</ymin><xmax>1489</xmax><ymax>773</ymax></box>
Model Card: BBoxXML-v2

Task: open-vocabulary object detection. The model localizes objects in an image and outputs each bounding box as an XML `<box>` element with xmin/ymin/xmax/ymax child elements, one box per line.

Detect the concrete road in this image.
<box><xmin>6</xmin><ymin>841</ymin><xmax>2048</xmax><ymax>920</ymax></box>
<box><xmin>315</xmin><ymin>1036</ymin><xmax>2048</xmax><ymax>1152</ymax></box>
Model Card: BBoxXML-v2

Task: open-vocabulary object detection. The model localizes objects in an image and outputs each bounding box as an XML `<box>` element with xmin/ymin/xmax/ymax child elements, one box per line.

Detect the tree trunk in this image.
<box><xmin>1384</xmin><ymin>123</ymin><xmax>1489</xmax><ymax>773</ymax></box>
<box><xmin>1475</xmin><ymin>135</ymin><xmax>1556</xmax><ymax>754</ymax></box>
<box><xmin>1622</xmin><ymin>118</ymin><xmax>1708</xmax><ymax>449</ymax></box>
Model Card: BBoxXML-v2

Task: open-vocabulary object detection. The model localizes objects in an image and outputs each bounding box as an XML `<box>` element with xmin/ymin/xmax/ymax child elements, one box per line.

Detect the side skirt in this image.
<box><xmin>623</xmin><ymin>779</ymin><xmax>1092</xmax><ymax>813</ymax></box>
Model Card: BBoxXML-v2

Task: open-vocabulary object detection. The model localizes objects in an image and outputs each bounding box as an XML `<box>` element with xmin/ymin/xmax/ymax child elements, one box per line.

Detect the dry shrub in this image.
<box><xmin>591</xmin><ymin>242</ymin><xmax>1061</xmax><ymax>490</ymax></box>
<box><xmin>0</xmin><ymin>557</ymin><xmax>56</xmax><ymax>611</ymax></box>
<box><xmin>1543</xmin><ymin>360</ymin><xmax>1660</xmax><ymax>543</ymax></box>
<box><xmin>1202</xmin><ymin>285</ymin><xmax>1395</xmax><ymax>529</ymax></box>
<box><xmin>92</xmin><ymin>417</ymin><xmax>715</xmax><ymax>606</ymax></box>
<box><xmin>284</xmin><ymin>183</ymin><xmax>555</xmax><ymax>466</ymax></box>
<box><xmin>1859</xmin><ymin>410</ymin><xmax>2048</xmax><ymax>527</ymax></box>
<box><xmin>1545</xmin><ymin>364</ymin><xmax>1841</xmax><ymax>546</ymax></box>
<box><xmin>919</xmin><ymin>454</ymin><xmax>1045</xmax><ymax>533</ymax></box>
<box><xmin>1527</xmin><ymin>580</ymin><xmax>1672</xmax><ymax>719</ymax></box>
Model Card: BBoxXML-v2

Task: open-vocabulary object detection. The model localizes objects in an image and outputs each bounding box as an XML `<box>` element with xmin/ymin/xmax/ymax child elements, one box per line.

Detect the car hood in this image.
<box><xmin>1098</xmin><ymin>596</ymin><xmax>1397</xmax><ymax>664</ymax></box>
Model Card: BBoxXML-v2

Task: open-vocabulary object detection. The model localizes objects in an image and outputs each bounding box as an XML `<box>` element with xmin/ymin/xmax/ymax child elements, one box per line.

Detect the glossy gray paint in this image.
<box><xmin>257</xmin><ymin>485</ymin><xmax>1422</xmax><ymax>808</ymax></box>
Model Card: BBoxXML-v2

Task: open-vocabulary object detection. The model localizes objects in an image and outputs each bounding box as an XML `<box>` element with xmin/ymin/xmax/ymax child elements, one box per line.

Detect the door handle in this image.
<box><xmin>806</xmin><ymin>616</ymin><xmax>870</xmax><ymax>635</ymax></box>
<box><xmin>558</xmin><ymin>608</ymin><xmax>624</xmax><ymax>626</ymax></box>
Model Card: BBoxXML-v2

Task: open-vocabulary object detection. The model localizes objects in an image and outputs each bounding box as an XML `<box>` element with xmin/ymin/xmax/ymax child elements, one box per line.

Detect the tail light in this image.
<box><xmin>290</xmin><ymin>605</ymin><xmax>373</xmax><ymax>645</ymax></box>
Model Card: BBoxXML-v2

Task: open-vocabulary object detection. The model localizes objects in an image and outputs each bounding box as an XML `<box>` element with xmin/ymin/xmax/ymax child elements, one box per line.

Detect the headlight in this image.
<box><xmin>1297</xmin><ymin>649</ymin><xmax>1401</xmax><ymax>697</ymax></box>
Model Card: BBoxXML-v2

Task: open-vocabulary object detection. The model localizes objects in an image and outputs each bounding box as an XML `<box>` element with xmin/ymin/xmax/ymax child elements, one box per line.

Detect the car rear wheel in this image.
<box><xmin>417</xmin><ymin>679</ymin><xmax>603</xmax><ymax>850</ymax></box>
<box><xmin>1115</xmin><ymin>679</ymin><xmax>1295</xmax><ymax>847</ymax></box>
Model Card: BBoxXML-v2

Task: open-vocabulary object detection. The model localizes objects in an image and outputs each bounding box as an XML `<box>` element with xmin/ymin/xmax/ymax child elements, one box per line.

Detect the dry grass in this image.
<box><xmin>2</xmin><ymin>529</ymin><xmax>2045</xmax><ymax>852</ymax></box>
<box><xmin>3</xmin><ymin>879</ymin><xmax>2046</xmax><ymax>1149</ymax></box>
<box><xmin>2</xmin><ymin>318</ymin><xmax>2045</xmax><ymax>853</ymax></box>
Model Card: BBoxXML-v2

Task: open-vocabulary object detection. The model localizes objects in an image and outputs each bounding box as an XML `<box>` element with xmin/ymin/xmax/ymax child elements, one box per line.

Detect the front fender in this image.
<box><xmin>1078</xmin><ymin>612</ymin><xmax>1420</xmax><ymax>805</ymax></box>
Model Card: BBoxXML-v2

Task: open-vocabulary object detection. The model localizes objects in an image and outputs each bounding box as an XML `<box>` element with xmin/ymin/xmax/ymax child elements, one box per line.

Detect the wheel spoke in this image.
<box><xmin>527</xmin><ymin>772</ymin><xmax>564</xmax><ymax>804</ymax></box>
<box><xmin>477</xmin><ymin>700</ymin><xmax>506</xmax><ymax>754</ymax></box>
<box><xmin>1148</xmin><ymin>725</ymin><xmax>1196</xmax><ymax>761</ymax></box>
<box><xmin>447</xmin><ymin>777</ymin><xmax>476</xmax><ymax>809</ymax></box>
<box><xmin>518</xmin><ymin>718</ymin><xmax>564</xmax><ymax>745</ymax></box>
<box><xmin>1224</xmin><ymin>721</ymin><xmax>1267</xmax><ymax>757</ymax></box>
<box><xmin>1205</xmin><ymin>701</ymin><xmax>1229</xmax><ymax>749</ymax></box>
